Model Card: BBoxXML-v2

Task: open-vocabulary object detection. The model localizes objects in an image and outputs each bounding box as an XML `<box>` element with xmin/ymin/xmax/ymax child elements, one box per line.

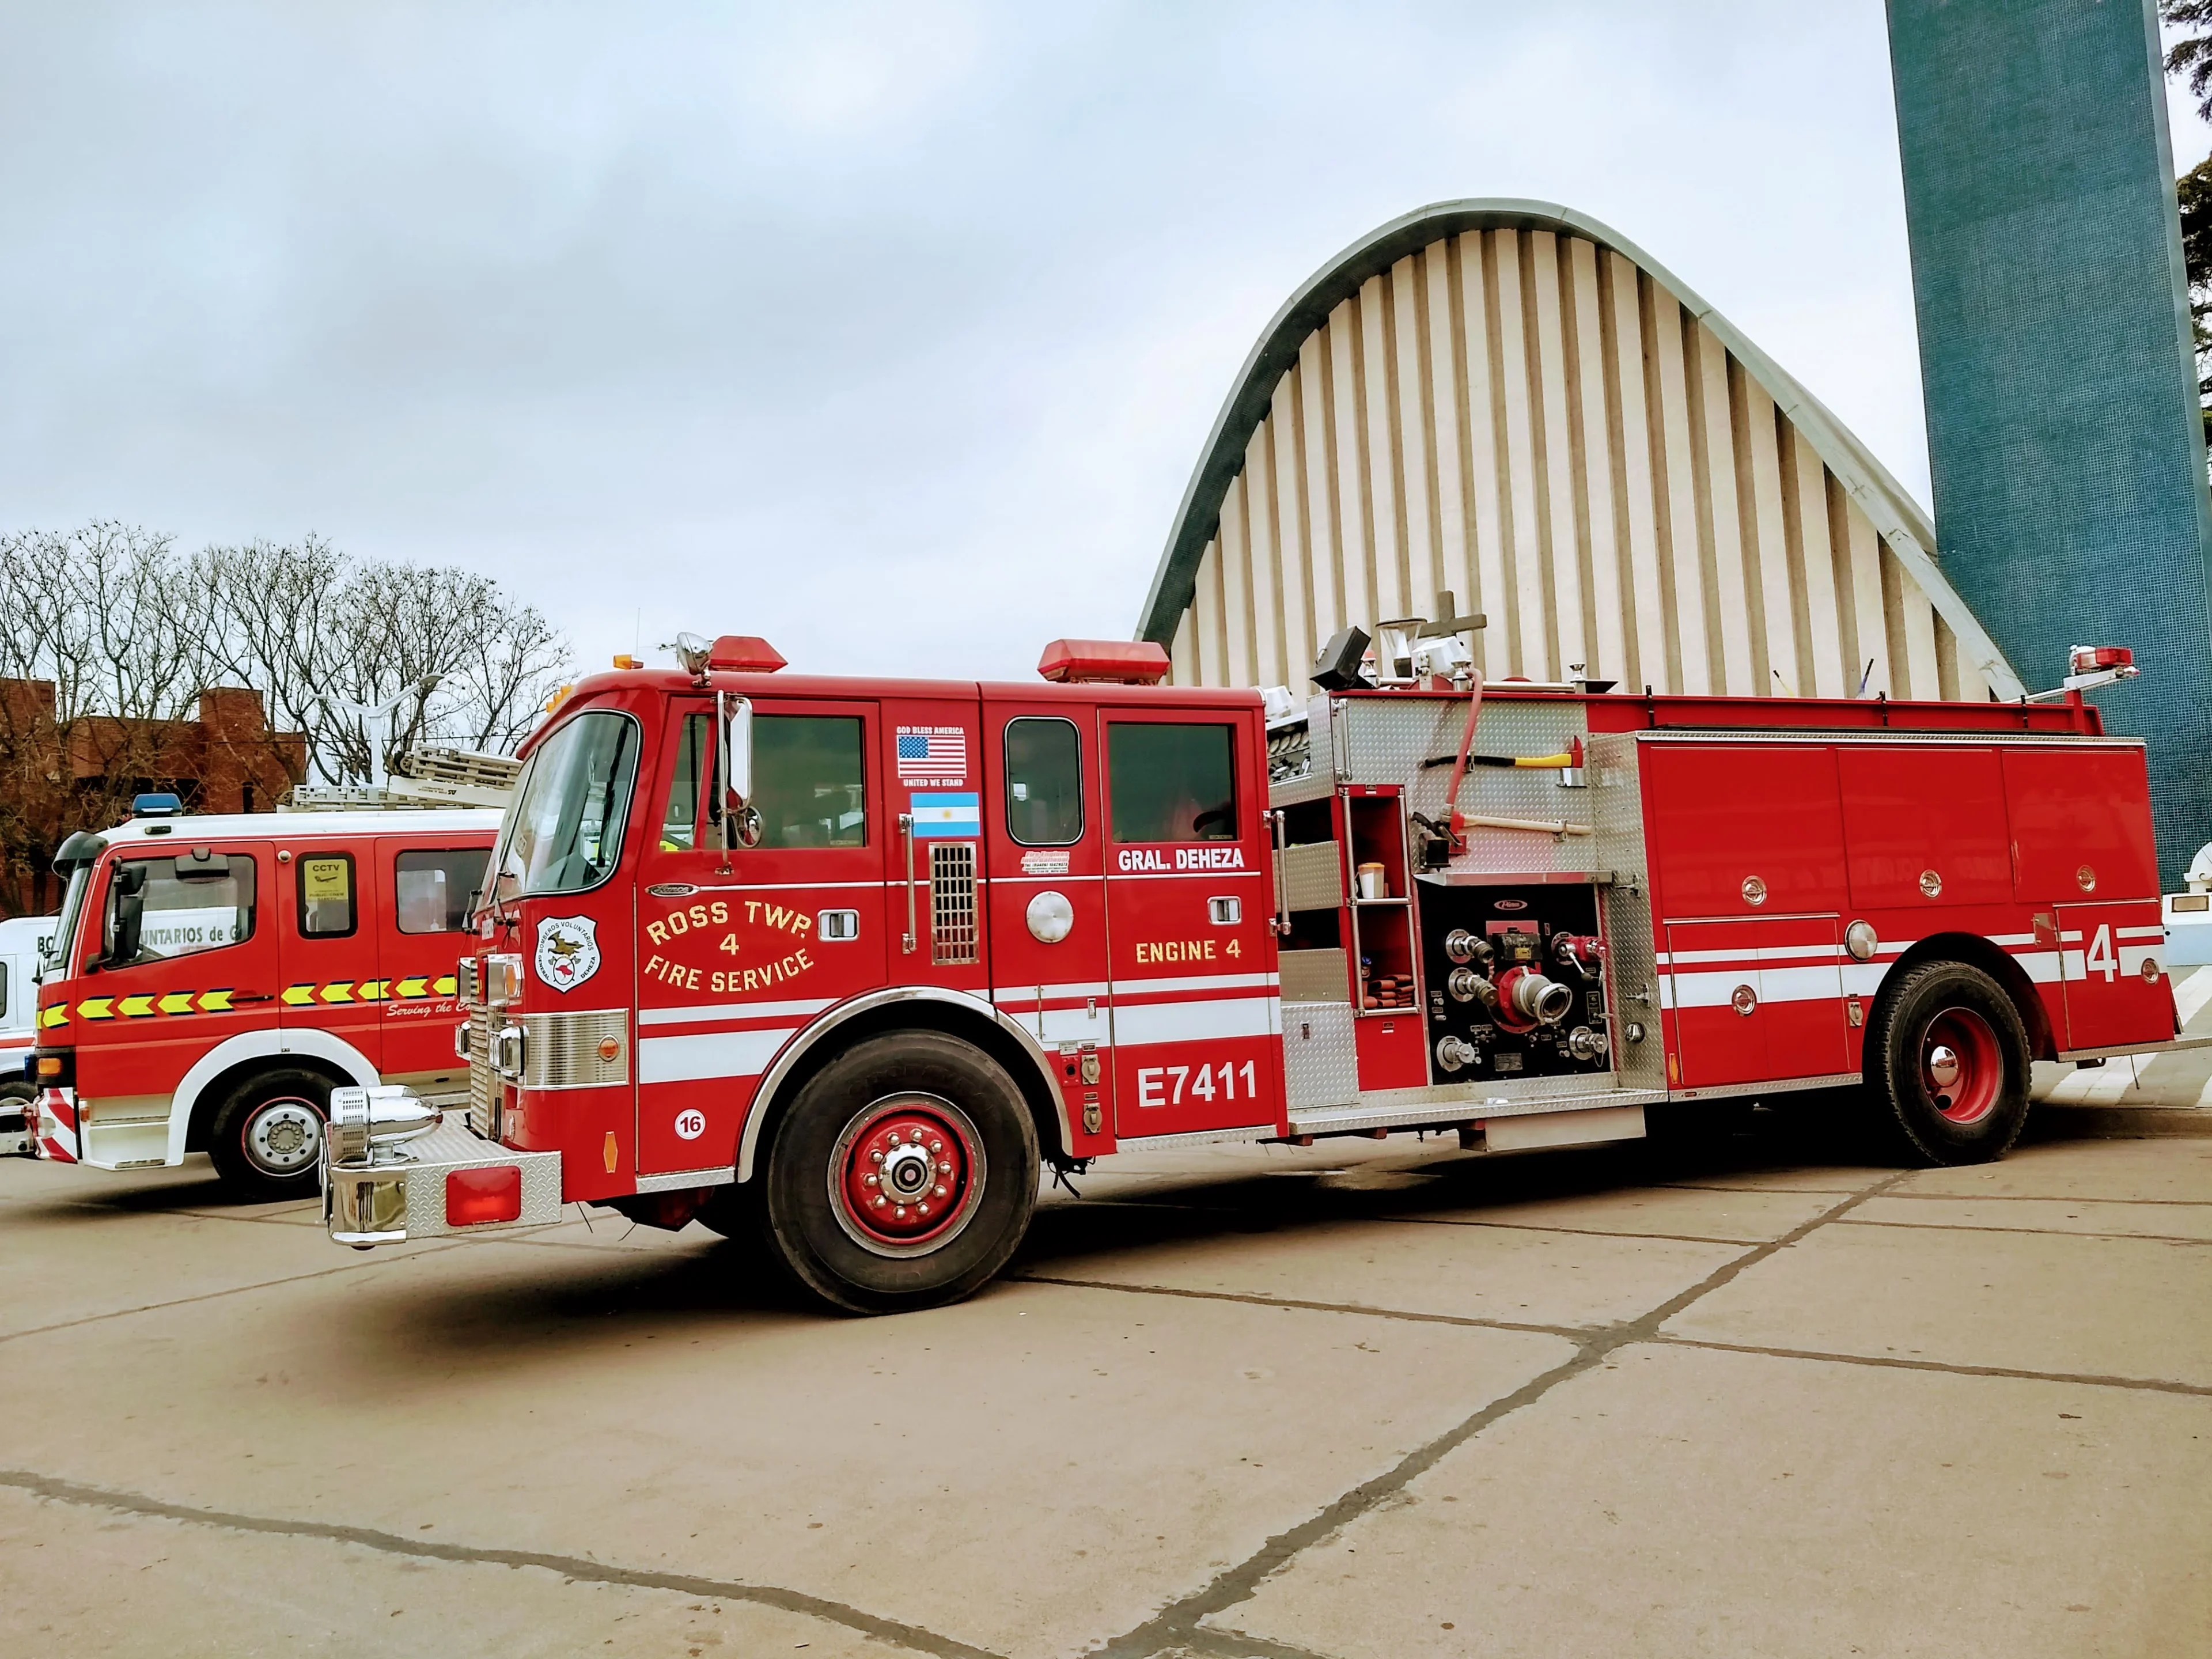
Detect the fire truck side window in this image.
<box><xmin>1108</xmin><ymin>722</ymin><xmax>1237</xmax><ymax>842</ymax></box>
<box><xmin>105</xmin><ymin>854</ymin><xmax>258</xmax><ymax>965</ymax></box>
<box><xmin>660</xmin><ymin>714</ymin><xmax>709</xmax><ymax>851</ymax></box>
<box><xmin>395</xmin><ymin>847</ymin><xmax>492</xmax><ymax>933</ymax></box>
<box><xmin>1005</xmin><ymin>717</ymin><xmax>1084</xmax><ymax>846</ymax></box>
<box><xmin>296</xmin><ymin>853</ymin><xmax>357</xmax><ymax>938</ymax></box>
<box><xmin>753</xmin><ymin>716</ymin><xmax>866</xmax><ymax>849</ymax></box>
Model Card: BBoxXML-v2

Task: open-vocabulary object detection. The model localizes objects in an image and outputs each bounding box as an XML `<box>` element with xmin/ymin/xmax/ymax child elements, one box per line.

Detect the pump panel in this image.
<box><xmin>1414</xmin><ymin>881</ymin><xmax>1612</xmax><ymax>1085</ymax></box>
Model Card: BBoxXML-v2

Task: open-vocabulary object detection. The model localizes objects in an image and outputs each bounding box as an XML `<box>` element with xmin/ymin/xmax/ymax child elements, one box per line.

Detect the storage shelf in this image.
<box><xmin>1351</xmin><ymin>896</ymin><xmax>1410</xmax><ymax>908</ymax></box>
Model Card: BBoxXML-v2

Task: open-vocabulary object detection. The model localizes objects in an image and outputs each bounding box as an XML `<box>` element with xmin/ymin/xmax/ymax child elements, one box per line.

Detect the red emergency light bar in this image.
<box><xmin>2069</xmin><ymin>645</ymin><xmax>2134</xmax><ymax>675</ymax></box>
<box><xmin>1037</xmin><ymin>639</ymin><xmax>1171</xmax><ymax>685</ymax></box>
<box><xmin>707</xmin><ymin>635</ymin><xmax>786</xmax><ymax>673</ymax></box>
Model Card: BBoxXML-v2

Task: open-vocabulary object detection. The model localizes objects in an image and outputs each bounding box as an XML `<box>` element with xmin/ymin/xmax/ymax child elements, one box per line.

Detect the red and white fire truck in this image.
<box><xmin>300</xmin><ymin>631</ymin><xmax>2194</xmax><ymax>1313</ymax></box>
<box><xmin>24</xmin><ymin>804</ymin><xmax>501</xmax><ymax>1196</ymax></box>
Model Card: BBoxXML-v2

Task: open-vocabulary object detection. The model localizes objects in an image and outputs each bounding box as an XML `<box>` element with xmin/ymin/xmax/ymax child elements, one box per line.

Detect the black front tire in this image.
<box><xmin>1865</xmin><ymin>960</ymin><xmax>2031</xmax><ymax>1166</ymax></box>
<box><xmin>754</xmin><ymin>1031</ymin><xmax>1039</xmax><ymax>1315</ymax></box>
<box><xmin>207</xmin><ymin>1067</ymin><xmax>332</xmax><ymax>1199</ymax></box>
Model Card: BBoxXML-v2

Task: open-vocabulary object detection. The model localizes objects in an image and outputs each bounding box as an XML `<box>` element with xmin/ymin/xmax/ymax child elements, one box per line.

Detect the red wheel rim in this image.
<box><xmin>828</xmin><ymin>1095</ymin><xmax>984</xmax><ymax>1257</ymax></box>
<box><xmin>1921</xmin><ymin>1007</ymin><xmax>2001</xmax><ymax>1124</ymax></box>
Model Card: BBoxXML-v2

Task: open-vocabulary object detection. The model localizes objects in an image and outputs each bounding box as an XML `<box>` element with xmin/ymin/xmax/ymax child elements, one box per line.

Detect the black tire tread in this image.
<box><xmin>206</xmin><ymin>1066</ymin><xmax>333</xmax><ymax>1200</ymax></box>
<box><xmin>1864</xmin><ymin>959</ymin><xmax>2031</xmax><ymax>1167</ymax></box>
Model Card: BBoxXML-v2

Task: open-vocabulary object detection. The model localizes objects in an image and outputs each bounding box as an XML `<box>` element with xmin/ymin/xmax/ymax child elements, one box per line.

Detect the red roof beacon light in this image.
<box><xmin>670</xmin><ymin>631</ymin><xmax>787</xmax><ymax>684</ymax></box>
<box><xmin>1037</xmin><ymin>639</ymin><xmax>1172</xmax><ymax>685</ymax></box>
<box><xmin>2069</xmin><ymin>645</ymin><xmax>2134</xmax><ymax>676</ymax></box>
<box><xmin>2029</xmin><ymin>643</ymin><xmax>2140</xmax><ymax>702</ymax></box>
<box><xmin>707</xmin><ymin>635</ymin><xmax>786</xmax><ymax>673</ymax></box>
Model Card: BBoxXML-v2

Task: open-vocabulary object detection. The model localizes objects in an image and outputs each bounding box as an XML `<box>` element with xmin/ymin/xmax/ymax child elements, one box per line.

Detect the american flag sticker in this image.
<box><xmin>896</xmin><ymin>726</ymin><xmax>968</xmax><ymax>786</ymax></box>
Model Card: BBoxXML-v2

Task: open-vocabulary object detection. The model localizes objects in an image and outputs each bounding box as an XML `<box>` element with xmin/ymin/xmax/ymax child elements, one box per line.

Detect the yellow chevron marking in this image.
<box><xmin>40</xmin><ymin>1005</ymin><xmax>69</xmax><ymax>1029</ymax></box>
<box><xmin>282</xmin><ymin>984</ymin><xmax>316</xmax><ymax>1007</ymax></box>
<box><xmin>433</xmin><ymin>975</ymin><xmax>457</xmax><ymax>997</ymax></box>
<box><xmin>76</xmin><ymin>997</ymin><xmax>114</xmax><ymax>1021</ymax></box>
<box><xmin>118</xmin><ymin>994</ymin><xmax>157</xmax><ymax>1018</ymax></box>
<box><xmin>357</xmin><ymin>979</ymin><xmax>389</xmax><ymax>1002</ymax></box>
<box><xmin>393</xmin><ymin>976</ymin><xmax>429</xmax><ymax>999</ymax></box>
<box><xmin>157</xmin><ymin>992</ymin><xmax>196</xmax><ymax>1015</ymax></box>
<box><xmin>319</xmin><ymin>982</ymin><xmax>354</xmax><ymax>1003</ymax></box>
<box><xmin>198</xmin><ymin>989</ymin><xmax>235</xmax><ymax>1013</ymax></box>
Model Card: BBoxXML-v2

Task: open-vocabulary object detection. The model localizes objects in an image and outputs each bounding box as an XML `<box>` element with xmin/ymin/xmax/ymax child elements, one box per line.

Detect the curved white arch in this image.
<box><xmin>1141</xmin><ymin>198</ymin><xmax>2020</xmax><ymax>702</ymax></box>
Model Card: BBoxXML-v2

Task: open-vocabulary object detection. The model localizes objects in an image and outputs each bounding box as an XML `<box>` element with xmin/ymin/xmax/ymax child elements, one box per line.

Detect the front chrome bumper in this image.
<box><xmin>322</xmin><ymin>1110</ymin><xmax>562</xmax><ymax>1247</ymax></box>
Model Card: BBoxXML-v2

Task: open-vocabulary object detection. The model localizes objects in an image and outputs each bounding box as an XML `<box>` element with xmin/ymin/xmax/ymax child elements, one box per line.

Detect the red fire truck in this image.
<box><xmin>302</xmin><ymin>632</ymin><xmax>2194</xmax><ymax>1313</ymax></box>
<box><xmin>24</xmin><ymin>806</ymin><xmax>501</xmax><ymax>1196</ymax></box>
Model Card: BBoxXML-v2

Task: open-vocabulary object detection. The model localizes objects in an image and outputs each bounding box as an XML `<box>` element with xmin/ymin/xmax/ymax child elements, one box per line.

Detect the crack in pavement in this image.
<box><xmin>1834</xmin><ymin>1216</ymin><xmax>2212</xmax><ymax>1246</ymax></box>
<box><xmin>0</xmin><ymin>1244</ymin><xmax>469</xmax><ymax>1346</ymax></box>
<box><xmin>1008</xmin><ymin>1275</ymin><xmax>1587</xmax><ymax>1340</ymax></box>
<box><xmin>1649</xmin><ymin>1335</ymin><xmax>2212</xmax><ymax>1396</ymax></box>
<box><xmin>0</xmin><ymin>1468</ymin><xmax>1002</xmax><ymax>1659</ymax></box>
<box><xmin>1075</xmin><ymin>1170</ymin><xmax>1907</xmax><ymax>1659</ymax></box>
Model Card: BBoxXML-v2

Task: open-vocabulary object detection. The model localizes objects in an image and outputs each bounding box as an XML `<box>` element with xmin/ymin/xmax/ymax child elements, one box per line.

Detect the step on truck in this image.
<box><xmin>23</xmin><ymin>803</ymin><xmax>502</xmax><ymax>1196</ymax></box>
<box><xmin>301</xmin><ymin>630</ymin><xmax>2201</xmax><ymax>1312</ymax></box>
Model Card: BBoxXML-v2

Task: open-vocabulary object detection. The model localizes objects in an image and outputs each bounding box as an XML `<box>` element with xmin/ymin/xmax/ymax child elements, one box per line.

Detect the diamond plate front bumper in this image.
<box><xmin>322</xmin><ymin>1114</ymin><xmax>563</xmax><ymax>1247</ymax></box>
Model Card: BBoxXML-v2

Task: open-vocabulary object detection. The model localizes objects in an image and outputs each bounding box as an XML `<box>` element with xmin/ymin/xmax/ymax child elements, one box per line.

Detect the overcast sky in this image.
<box><xmin>6</xmin><ymin>4</ymin><xmax>2209</xmax><ymax>685</ymax></box>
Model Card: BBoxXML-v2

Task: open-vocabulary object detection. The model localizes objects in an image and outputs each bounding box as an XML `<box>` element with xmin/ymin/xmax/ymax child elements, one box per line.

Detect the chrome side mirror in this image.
<box><xmin>717</xmin><ymin>692</ymin><xmax>762</xmax><ymax>850</ymax></box>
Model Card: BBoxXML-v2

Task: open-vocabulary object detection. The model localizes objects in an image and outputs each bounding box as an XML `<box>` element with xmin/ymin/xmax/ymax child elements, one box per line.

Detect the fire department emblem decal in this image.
<box><xmin>535</xmin><ymin>915</ymin><xmax>601</xmax><ymax>993</ymax></box>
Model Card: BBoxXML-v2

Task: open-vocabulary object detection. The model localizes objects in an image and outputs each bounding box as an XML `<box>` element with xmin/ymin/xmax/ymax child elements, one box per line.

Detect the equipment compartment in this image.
<box><xmin>1414</xmin><ymin>880</ymin><xmax>1611</xmax><ymax>1083</ymax></box>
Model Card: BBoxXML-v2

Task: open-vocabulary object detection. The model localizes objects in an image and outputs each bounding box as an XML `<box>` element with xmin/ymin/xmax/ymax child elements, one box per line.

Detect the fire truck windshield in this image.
<box><xmin>490</xmin><ymin>709</ymin><xmax>640</xmax><ymax>901</ymax></box>
<box><xmin>48</xmin><ymin>859</ymin><xmax>96</xmax><ymax>976</ymax></box>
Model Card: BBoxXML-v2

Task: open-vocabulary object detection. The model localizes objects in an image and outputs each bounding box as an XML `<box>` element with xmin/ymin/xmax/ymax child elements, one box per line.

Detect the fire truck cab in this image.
<box><xmin>319</xmin><ymin>633</ymin><xmax>2196</xmax><ymax>1315</ymax></box>
<box><xmin>26</xmin><ymin>808</ymin><xmax>501</xmax><ymax>1195</ymax></box>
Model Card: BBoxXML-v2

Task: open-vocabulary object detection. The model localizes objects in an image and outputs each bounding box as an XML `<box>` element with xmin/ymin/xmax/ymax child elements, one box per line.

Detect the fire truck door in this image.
<box><xmin>2052</xmin><ymin>899</ymin><xmax>2171</xmax><ymax>1052</ymax></box>
<box><xmin>1099</xmin><ymin>707</ymin><xmax>1281</xmax><ymax>1138</ymax></box>
<box><xmin>635</xmin><ymin>699</ymin><xmax>888</xmax><ymax>1177</ymax></box>
<box><xmin>880</xmin><ymin>694</ymin><xmax>990</xmax><ymax>998</ymax></box>
<box><xmin>1664</xmin><ymin>915</ymin><xmax>1849</xmax><ymax>1092</ymax></box>
<box><xmin>67</xmin><ymin>843</ymin><xmax>281</xmax><ymax>1146</ymax></box>
<box><xmin>278</xmin><ymin>843</ymin><xmax>383</xmax><ymax>1072</ymax></box>
<box><xmin>983</xmin><ymin>703</ymin><xmax>1112</xmax><ymax>1115</ymax></box>
<box><xmin>374</xmin><ymin>837</ymin><xmax>485</xmax><ymax>1085</ymax></box>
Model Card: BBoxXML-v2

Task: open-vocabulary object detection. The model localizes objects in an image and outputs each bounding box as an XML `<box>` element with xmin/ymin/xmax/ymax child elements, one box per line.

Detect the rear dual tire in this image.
<box><xmin>747</xmin><ymin>1031</ymin><xmax>1039</xmax><ymax>1315</ymax></box>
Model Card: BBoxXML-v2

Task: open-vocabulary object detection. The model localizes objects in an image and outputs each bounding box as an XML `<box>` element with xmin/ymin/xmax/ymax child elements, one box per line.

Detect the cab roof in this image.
<box><xmin>94</xmin><ymin>808</ymin><xmax>504</xmax><ymax>847</ymax></box>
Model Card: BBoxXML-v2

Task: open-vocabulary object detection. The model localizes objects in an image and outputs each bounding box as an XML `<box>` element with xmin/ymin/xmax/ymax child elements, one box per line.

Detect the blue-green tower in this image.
<box><xmin>1888</xmin><ymin>0</ymin><xmax>2212</xmax><ymax>882</ymax></box>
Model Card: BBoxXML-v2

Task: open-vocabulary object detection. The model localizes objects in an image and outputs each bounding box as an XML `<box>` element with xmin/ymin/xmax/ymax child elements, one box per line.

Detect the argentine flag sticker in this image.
<box><xmin>910</xmin><ymin>792</ymin><xmax>982</xmax><ymax>838</ymax></box>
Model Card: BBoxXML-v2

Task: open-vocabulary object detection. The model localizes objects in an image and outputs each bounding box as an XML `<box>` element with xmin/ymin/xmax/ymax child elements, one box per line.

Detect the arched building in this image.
<box><xmin>1137</xmin><ymin>199</ymin><xmax>2021</xmax><ymax>702</ymax></box>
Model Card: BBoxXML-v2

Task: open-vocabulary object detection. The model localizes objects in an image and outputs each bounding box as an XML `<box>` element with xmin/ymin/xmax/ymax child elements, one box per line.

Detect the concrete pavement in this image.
<box><xmin>3</xmin><ymin>1109</ymin><xmax>2207</xmax><ymax>1657</ymax></box>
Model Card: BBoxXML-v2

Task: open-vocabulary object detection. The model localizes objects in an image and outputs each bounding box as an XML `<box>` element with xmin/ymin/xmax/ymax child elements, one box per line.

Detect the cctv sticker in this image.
<box><xmin>674</xmin><ymin>1108</ymin><xmax>706</xmax><ymax>1141</ymax></box>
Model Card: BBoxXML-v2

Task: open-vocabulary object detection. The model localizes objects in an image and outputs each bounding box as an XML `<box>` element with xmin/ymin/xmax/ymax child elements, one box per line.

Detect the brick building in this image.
<box><xmin>0</xmin><ymin>679</ymin><xmax>306</xmax><ymax>918</ymax></box>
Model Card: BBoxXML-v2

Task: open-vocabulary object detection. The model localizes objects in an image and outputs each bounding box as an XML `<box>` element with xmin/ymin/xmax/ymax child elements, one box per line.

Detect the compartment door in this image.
<box><xmin>2055</xmin><ymin>900</ymin><xmax>2172</xmax><ymax>1052</ymax></box>
<box><xmin>1664</xmin><ymin>919</ymin><xmax>1770</xmax><ymax>1090</ymax></box>
<box><xmin>1664</xmin><ymin>915</ymin><xmax>1847</xmax><ymax>1090</ymax></box>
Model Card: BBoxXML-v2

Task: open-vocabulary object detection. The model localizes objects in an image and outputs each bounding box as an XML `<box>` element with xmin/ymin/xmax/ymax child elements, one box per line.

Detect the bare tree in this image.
<box><xmin>0</xmin><ymin>522</ymin><xmax>572</xmax><ymax>912</ymax></box>
<box><xmin>194</xmin><ymin>540</ymin><xmax>571</xmax><ymax>783</ymax></box>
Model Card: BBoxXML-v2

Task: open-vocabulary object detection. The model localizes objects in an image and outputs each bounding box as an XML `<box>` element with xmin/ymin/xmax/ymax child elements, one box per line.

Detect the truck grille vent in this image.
<box><xmin>520</xmin><ymin>1010</ymin><xmax>630</xmax><ymax>1089</ymax></box>
<box><xmin>930</xmin><ymin>842</ymin><xmax>978</xmax><ymax>965</ymax></box>
<box><xmin>467</xmin><ymin>1003</ymin><xmax>499</xmax><ymax>1139</ymax></box>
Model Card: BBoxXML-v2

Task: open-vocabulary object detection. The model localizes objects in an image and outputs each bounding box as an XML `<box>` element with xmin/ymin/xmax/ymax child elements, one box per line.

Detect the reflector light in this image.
<box><xmin>2069</xmin><ymin>645</ymin><xmax>2133</xmax><ymax>674</ymax></box>
<box><xmin>706</xmin><ymin>635</ymin><xmax>786</xmax><ymax>673</ymax></box>
<box><xmin>446</xmin><ymin>1165</ymin><xmax>523</xmax><ymax>1226</ymax></box>
<box><xmin>1036</xmin><ymin>639</ymin><xmax>1171</xmax><ymax>684</ymax></box>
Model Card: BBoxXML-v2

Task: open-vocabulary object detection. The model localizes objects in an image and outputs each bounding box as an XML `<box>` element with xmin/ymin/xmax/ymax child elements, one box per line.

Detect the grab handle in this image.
<box><xmin>899</xmin><ymin>812</ymin><xmax>918</xmax><ymax>954</ymax></box>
